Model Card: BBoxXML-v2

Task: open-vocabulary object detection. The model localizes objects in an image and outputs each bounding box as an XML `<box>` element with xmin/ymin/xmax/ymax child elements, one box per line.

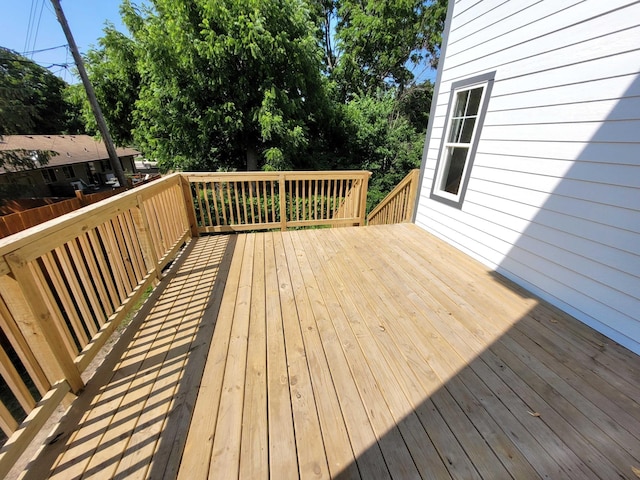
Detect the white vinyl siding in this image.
<box><xmin>415</xmin><ymin>0</ymin><xmax>640</xmax><ymax>354</ymax></box>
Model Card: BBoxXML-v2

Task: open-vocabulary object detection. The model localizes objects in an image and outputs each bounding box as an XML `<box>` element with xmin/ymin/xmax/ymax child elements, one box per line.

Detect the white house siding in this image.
<box><xmin>414</xmin><ymin>0</ymin><xmax>640</xmax><ymax>354</ymax></box>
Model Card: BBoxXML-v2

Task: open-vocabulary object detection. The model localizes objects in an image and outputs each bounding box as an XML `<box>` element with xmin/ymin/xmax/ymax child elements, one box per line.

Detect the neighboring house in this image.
<box><xmin>0</xmin><ymin>135</ymin><xmax>139</xmax><ymax>197</ymax></box>
<box><xmin>414</xmin><ymin>1</ymin><xmax>640</xmax><ymax>354</ymax></box>
<box><xmin>134</xmin><ymin>158</ymin><xmax>160</xmax><ymax>175</ymax></box>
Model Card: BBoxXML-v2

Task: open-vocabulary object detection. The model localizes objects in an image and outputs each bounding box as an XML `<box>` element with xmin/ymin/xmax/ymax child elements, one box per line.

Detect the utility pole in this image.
<box><xmin>50</xmin><ymin>0</ymin><xmax>128</xmax><ymax>189</ymax></box>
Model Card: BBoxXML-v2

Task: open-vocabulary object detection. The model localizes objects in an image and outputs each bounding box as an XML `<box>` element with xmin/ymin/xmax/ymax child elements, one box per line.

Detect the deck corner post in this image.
<box><xmin>358</xmin><ymin>172</ymin><xmax>371</xmax><ymax>226</ymax></box>
<box><xmin>0</xmin><ymin>256</ymin><xmax>84</xmax><ymax>393</ymax></box>
<box><xmin>180</xmin><ymin>174</ymin><xmax>200</xmax><ymax>237</ymax></box>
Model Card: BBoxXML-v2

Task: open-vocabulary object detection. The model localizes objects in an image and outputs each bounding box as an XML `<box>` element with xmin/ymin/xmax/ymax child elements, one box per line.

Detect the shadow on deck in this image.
<box><xmin>21</xmin><ymin>225</ymin><xmax>640</xmax><ymax>479</ymax></box>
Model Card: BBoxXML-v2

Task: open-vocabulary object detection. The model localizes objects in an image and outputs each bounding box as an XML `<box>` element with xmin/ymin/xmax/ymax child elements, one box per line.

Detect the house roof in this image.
<box><xmin>0</xmin><ymin>135</ymin><xmax>139</xmax><ymax>173</ymax></box>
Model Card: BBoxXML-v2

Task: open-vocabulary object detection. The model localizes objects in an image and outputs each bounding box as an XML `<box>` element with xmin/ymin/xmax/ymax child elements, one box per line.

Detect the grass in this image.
<box><xmin>118</xmin><ymin>285</ymin><xmax>154</xmax><ymax>332</ymax></box>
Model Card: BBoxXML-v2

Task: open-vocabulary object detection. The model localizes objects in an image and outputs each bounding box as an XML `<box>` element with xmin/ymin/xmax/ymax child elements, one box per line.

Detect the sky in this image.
<box><xmin>0</xmin><ymin>0</ymin><xmax>126</xmax><ymax>83</ymax></box>
<box><xmin>0</xmin><ymin>0</ymin><xmax>436</xmax><ymax>85</ymax></box>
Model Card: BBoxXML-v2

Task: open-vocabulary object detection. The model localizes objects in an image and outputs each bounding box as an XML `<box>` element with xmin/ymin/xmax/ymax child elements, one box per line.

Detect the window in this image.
<box><xmin>41</xmin><ymin>168</ymin><xmax>57</xmax><ymax>184</ymax></box>
<box><xmin>431</xmin><ymin>71</ymin><xmax>495</xmax><ymax>208</ymax></box>
<box><xmin>62</xmin><ymin>165</ymin><xmax>74</xmax><ymax>178</ymax></box>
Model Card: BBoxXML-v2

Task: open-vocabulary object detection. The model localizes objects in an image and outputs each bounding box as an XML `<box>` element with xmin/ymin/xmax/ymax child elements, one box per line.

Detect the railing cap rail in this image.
<box><xmin>185</xmin><ymin>170</ymin><xmax>371</xmax><ymax>181</ymax></box>
<box><xmin>0</xmin><ymin>173</ymin><xmax>183</xmax><ymax>273</ymax></box>
<box><xmin>0</xmin><ymin>171</ymin><xmax>373</xmax><ymax>274</ymax></box>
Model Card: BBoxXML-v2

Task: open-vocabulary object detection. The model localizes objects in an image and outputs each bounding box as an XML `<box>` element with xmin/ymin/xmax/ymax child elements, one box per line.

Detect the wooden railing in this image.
<box><xmin>0</xmin><ymin>170</ymin><xmax>372</xmax><ymax>475</ymax></box>
<box><xmin>0</xmin><ymin>173</ymin><xmax>194</xmax><ymax>476</ymax></box>
<box><xmin>187</xmin><ymin>171</ymin><xmax>371</xmax><ymax>233</ymax></box>
<box><xmin>367</xmin><ymin>169</ymin><xmax>420</xmax><ymax>226</ymax></box>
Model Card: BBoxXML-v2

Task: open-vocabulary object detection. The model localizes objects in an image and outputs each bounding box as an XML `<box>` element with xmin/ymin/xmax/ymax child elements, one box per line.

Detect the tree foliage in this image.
<box><xmin>313</xmin><ymin>0</ymin><xmax>447</xmax><ymax>97</ymax></box>
<box><xmin>397</xmin><ymin>81</ymin><xmax>434</xmax><ymax>132</ymax></box>
<box><xmin>63</xmin><ymin>83</ymin><xmax>93</xmax><ymax>136</ymax></box>
<box><xmin>82</xmin><ymin>25</ymin><xmax>140</xmax><ymax>146</ymax></box>
<box><xmin>341</xmin><ymin>92</ymin><xmax>423</xmax><ymax>209</ymax></box>
<box><xmin>0</xmin><ymin>148</ymin><xmax>57</xmax><ymax>172</ymax></box>
<box><xmin>0</xmin><ymin>47</ymin><xmax>78</xmax><ymax>169</ymax></box>
<box><xmin>75</xmin><ymin>0</ymin><xmax>447</xmax><ymax>207</ymax></box>
<box><xmin>113</xmin><ymin>0</ymin><xmax>330</xmax><ymax>172</ymax></box>
<box><xmin>0</xmin><ymin>47</ymin><xmax>70</xmax><ymax>136</ymax></box>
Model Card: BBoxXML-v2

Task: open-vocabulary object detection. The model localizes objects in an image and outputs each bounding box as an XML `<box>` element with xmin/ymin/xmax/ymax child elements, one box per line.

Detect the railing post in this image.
<box><xmin>75</xmin><ymin>189</ymin><xmax>87</xmax><ymax>207</ymax></box>
<box><xmin>279</xmin><ymin>174</ymin><xmax>287</xmax><ymax>231</ymax></box>
<box><xmin>134</xmin><ymin>194</ymin><xmax>160</xmax><ymax>281</ymax></box>
<box><xmin>358</xmin><ymin>173</ymin><xmax>370</xmax><ymax>226</ymax></box>
<box><xmin>180</xmin><ymin>175</ymin><xmax>200</xmax><ymax>237</ymax></box>
<box><xmin>0</xmin><ymin>294</ymin><xmax>49</xmax><ymax>395</ymax></box>
<box><xmin>0</xmin><ymin>255</ymin><xmax>84</xmax><ymax>393</ymax></box>
<box><xmin>406</xmin><ymin>169</ymin><xmax>419</xmax><ymax>222</ymax></box>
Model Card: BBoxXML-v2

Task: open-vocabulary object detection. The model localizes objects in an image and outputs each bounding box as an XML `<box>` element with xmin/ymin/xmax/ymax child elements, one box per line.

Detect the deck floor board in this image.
<box><xmin>24</xmin><ymin>225</ymin><xmax>640</xmax><ymax>480</ymax></box>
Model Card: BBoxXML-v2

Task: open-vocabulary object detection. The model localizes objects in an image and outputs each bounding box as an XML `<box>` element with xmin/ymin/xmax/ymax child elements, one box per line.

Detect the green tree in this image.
<box><xmin>341</xmin><ymin>91</ymin><xmax>424</xmax><ymax>210</ymax></box>
<box><xmin>78</xmin><ymin>0</ymin><xmax>446</xmax><ymax>210</ymax></box>
<box><xmin>62</xmin><ymin>83</ymin><xmax>93</xmax><ymax>135</ymax></box>
<box><xmin>303</xmin><ymin>0</ymin><xmax>443</xmax><ymax>212</ymax></box>
<box><xmin>307</xmin><ymin>0</ymin><xmax>338</xmax><ymax>72</ymax></box>
<box><xmin>397</xmin><ymin>80</ymin><xmax>433</xmax><ymax>132</ymax></box>
<box><xmin>0</xmin><ymin>47</ymin><xmax>69</xmax><ymax>135</ymax></box>
<box><xmin>80</xmin><ymin>25</ymin><xmax>140</xmax><ymax>146</ymax></box>
<box><xmin>313</xmin><ymin>0</ymin><xmax>446</xmax><ymax>97</ymax></box>
<box><xmin>116</xmin><ymin>0</ymin><xmax>329</xmax><ymax>172</ymax></box>
<box><xmin>0</xmin><ymin>47</ymin><xmax>75</xmax><ymax>170</ymax></box>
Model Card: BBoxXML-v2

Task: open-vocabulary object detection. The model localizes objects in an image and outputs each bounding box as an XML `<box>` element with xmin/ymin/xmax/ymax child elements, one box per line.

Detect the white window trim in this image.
<box><xmin>431</xmin><ymin>71</ymin><xmax>495</xmax><ymax>209</ymax></box>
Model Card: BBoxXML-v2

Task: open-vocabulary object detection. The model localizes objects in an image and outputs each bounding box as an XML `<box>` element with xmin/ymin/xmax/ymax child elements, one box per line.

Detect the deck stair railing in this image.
<box><xmin>187</xmin><ymin>171</ymin><xmax>371</xmax><ymax>233</ymax></box>
<box><xmin>367</xmin><ymin>169</ymin><xmax>420</xmax><ymax>226</ymax></box>
<box><xmin>0</xmin><ymin>170</ymin><xmax>371</xmax><ymax>476</ymax></box>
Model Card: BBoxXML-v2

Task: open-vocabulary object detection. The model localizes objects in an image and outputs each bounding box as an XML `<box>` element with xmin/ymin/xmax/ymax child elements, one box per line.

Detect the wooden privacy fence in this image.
<box><xmin>187</xmin><ymin>171</ymin><xmax>371</xmax><ymax>233</ymax></box>
<box><xmin>367</xmin><ymin>169</ymin><xmax>420</xmax><ymax>226</ymax></box>
<box><xmin>0</xmin><ymin>175</ymin><xmax>161</xmax><ymax>239</ymax></box>
<box><xmin>0</xmin><ymin>173</ymin><xmax>194</xmax><ymax>477</ymax></box>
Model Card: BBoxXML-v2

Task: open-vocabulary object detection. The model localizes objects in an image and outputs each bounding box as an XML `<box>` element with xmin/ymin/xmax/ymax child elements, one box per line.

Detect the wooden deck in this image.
<box><xmin>22</xmin><ymin>224</ymin><xmax>640</xmax><ymax>479</ymax></box>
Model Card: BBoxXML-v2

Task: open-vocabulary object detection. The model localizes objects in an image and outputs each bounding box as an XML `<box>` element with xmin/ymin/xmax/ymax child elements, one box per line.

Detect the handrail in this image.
<box><xmin>367</xmin><ymin>169</ymin><xmax>420</xmax><ymax>226</ymax></box>
<box><xmin>186</xmin><ymin>171</ymin><xmax>371</xmax><ymax>233</ymax></box>
<box><xmin>0</xmin><ymin>170</ymin><xmax>371</xmax><ymax>475</ymax></box>
<box><xmin>0</xmin><ymin>173</ymin><xmax>193</xmax><ymax>476</ymax></box>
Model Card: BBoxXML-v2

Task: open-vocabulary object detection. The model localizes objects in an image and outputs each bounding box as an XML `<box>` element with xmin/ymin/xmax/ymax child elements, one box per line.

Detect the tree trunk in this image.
<box><xmin>246</xmin><ymin>147</ymin><xmax>258</xmax><ymax>171</ymax></box>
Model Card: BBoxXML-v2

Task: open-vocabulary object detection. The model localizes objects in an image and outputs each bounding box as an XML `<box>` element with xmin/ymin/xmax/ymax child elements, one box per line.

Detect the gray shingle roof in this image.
<box><xmin>0</xmin><ymin>135</ymin><xmax>139</xmax><ymax>173</ymax></box>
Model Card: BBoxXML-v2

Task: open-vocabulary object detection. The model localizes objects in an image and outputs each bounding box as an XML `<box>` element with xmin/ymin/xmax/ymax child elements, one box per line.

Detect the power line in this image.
<box><xmin>63</xmin><ymin>44</ymin><xmax>70</xmax><ymax>82</ymax></box>
<box><xmin>22</xmin><ymin>44</ymin><xmax>68</xmax><ymax>55</ymax></box>
<box><xmin>0</xmin><ymin>55</ymin><xmax>72</xmax><ymax>72</ymax></box>
<box><xmin>44</xmin><ymin>0</ymin><xmax>55</xmax><ymax>16</ymax></box>
<box><xmin>30</xmin><ymin>0</ymin><xmax>47</xmax><ymax>57</ymax></box>
<box><xmin>51</xmin><ymin>65</ymin><xmax>68</xmax><ymax>76</ymax></box>
<box><xmin>50</xmin><ymin>0</ymin><xmax>127</xmax><ymax>189</ymax></box>
<box><xmin>42</xmin><ymin>62</ymin><xmax>71</xmax><ymax>69</ymax></box>
<box><xmin>23</xmin><ymin>0</ymin><xmax>37</xmax><ymax>54</ymax></box>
